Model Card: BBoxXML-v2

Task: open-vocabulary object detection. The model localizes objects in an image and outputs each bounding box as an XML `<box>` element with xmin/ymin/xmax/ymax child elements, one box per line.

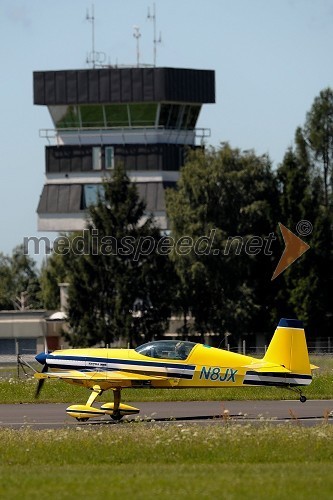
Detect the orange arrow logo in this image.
<box><xmin>271</xmin><ymin>223</ymin><xmax>310</xmax><ymax>280</ymax></box>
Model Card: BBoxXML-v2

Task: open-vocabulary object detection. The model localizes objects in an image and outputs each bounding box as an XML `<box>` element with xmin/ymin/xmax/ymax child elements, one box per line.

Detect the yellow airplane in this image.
<box><xmin>34</xmin><ymin>318</ymin><xmax>316</xmax><ymax>422</ymax></box>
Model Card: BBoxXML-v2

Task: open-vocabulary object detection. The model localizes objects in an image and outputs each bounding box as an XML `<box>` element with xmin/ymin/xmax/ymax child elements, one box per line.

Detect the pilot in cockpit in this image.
<box><xmin>175</xmin><ymin>341</ymin><xmax>187</xmax><ymax>360</ymax></box>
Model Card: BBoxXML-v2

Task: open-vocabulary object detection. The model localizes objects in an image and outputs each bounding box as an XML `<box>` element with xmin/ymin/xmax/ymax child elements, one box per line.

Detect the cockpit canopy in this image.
<box><xmin>135</xmin><ymin>340</ymin><xmax>197</xmax><ymax>360</ymax></box>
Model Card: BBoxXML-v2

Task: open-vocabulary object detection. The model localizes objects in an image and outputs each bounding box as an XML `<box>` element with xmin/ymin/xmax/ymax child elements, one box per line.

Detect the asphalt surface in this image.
<box><xmin>0</xmin><ymin>400</ymin><xmax>332</xmax><ymax>429</ymax></box>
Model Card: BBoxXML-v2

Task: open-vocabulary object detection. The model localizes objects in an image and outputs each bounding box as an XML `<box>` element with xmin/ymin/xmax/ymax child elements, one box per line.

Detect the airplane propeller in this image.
<box><xmin>35</xmin><ymin>338</ymin><xmax>49</xmax><ymax>398</ymax></box>
<box><xmin>35</xmin><ymin>363</ymin><xmax>49</xmax><ymax>398</ymax></box>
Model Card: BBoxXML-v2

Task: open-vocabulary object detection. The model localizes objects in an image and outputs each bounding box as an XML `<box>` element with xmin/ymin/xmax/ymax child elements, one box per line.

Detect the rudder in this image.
<box><xmin>263</xmin><ymin>318</ymin><xmax>311</xmax><ymax>376</ymax></box>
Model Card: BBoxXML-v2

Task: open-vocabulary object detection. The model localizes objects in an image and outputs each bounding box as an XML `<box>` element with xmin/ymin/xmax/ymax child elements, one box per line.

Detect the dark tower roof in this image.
<box><xmin>33</xmin><ymin>67</ymin><xmax>215</xmax><ymax>105</ymax></box>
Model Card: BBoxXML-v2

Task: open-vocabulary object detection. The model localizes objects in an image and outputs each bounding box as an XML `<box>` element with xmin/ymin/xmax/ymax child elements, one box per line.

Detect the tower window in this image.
<box><xmin>83</xmin><ymin>184</ymin><xmax>104</xmax><ymax>208</ymax></box>
<box><xmin>105</xmin><ymin>147</ymin><xmax>115</xmax><ymax>170</ymax></box>
<box><xmin>80</xmin><ymin>105</ymin><xmax>104</xmax><ymax>127</ymax></box>
<box><xmin>128</xmin><ymin>103</ymin><xmax>158</xmax><ymax>126</ymax></box>
<box><xmin>92</xmin><ymin>147</ymin><xmax>102</xmax><ymax>170</ymax></box>
<box><xmin>104</xmin><ymin>104</ymin><xmax>129</xmax><ymax>127</ymax></box>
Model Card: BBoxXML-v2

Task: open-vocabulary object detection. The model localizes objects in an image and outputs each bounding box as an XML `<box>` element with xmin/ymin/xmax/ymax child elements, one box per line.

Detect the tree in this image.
<box><xmin>61</xmin><ymin>166</ymin><xmax>174</xmax><ymax>347</ymax></box>
<box><xmin>0</xmin><ymin>253</ymin><xmax>13</xmax><ymax>309</ymax></box>
<box><xmin>264</xmin><ymin>87</ymin><xmax>333</xmax><ymax>341</ymax></box>
<box><xmin>39</xmin><ymin>251</ymin><xmax>68</xmax><ymax>310</ymax></box>
<box><xmin>0</xmin><ymin>245</ymin><xmax>42</xmax><ymax>310</ymax></box>
<box><xmin>303</xmin><ymin>87</ymin><xmax>333</xmax><ymax>208</ymax></box>
<box><xmin>276</xmin><ymin>129</ymin><xmax>333</xmax><ymax>338</ymax></box>
<box><xmin>166</xmin><ymin>144</ymin><xmax>279</xmax><ymax>342</ymax></box>
<box><xmin>277</xmin><ymin>130</ymin><xmax>312</xmax><ymax>223</ymax></box>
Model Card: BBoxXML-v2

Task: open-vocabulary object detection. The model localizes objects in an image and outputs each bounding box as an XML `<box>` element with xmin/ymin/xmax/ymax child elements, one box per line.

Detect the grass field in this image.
<box><xmin>0</xmin><ymin>424</ymin><xmax>333</xmax><ymax>499</ymax></box>
<box><xmin>1</xmin><ymin>357</ymin><xmax>332</xmax><ymax>499</ymax></box>
<box><xmin>0</xmin><ymin>355</ymin><xmax>332</xmax><ymax>404</ymax></box>
<box><xmin>1</xmin><ymin>373</ymin><xmax>333</xmax><ymax>404</ymax></box>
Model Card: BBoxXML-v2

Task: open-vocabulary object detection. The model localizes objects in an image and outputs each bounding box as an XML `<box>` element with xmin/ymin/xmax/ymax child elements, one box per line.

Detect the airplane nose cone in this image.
<box><xmin>35</xmin><ymin>352</ymin><xmax>48</xmax><ymax>365</ymax></box>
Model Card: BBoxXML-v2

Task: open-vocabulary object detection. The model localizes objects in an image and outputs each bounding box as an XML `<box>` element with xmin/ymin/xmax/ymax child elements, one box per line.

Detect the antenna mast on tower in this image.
<box><xmin>133</xmin><ymin>26</ymin><xmax>142</xmax><ymax>67</ymax></box>
<box><xmin>147</xmin><ymin>2</ymin><xmax>162</xmax><ymax>66</ymax></box>
<box><xmin>86</xmin><ymin>4</ymin><xmax>96</xmax><ymax>67</ymax></box>
<box><xmin>86</xmin><ymin>4</ymin><xmax>106</xmax><ymax>67</ymax></box>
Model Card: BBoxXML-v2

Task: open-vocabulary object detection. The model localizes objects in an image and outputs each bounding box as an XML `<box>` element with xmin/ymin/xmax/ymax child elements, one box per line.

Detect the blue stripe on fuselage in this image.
<box><xmin>46</xmin><ymin>363</ymin><xmax>194</xmax><ymax>379</ymax></box>
<box><xmin>46</xmin><ymin>354</ymin><xmax>195</xmax><ymax>371</ymax></box>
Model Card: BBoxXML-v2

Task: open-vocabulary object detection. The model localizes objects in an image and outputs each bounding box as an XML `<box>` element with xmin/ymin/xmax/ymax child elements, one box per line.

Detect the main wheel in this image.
<box><xmin>76</xmin><ymin>417</ymin><xmax>89</xmax><ymax>422</ymax></box>
<box><xmin>300</xmin><ymin>395</ymin><xmax>307</xmax><ymax>403</ymax></box>
<box><xmin>110</xmin><ymin>411</ymin><xmax>123</xmax><ymax>421</ymax></box>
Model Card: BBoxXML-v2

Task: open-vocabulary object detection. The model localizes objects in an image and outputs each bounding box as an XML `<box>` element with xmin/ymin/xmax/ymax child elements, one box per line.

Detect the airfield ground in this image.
<box><xmin>0</xmin><ymin>424</ymin><xmax>333</xmax><ymax>499</ymax></box>
<box><xmin>0</xmin><ymin>356</ymin><xmax>332</xmax><ymax>499</ymax></box>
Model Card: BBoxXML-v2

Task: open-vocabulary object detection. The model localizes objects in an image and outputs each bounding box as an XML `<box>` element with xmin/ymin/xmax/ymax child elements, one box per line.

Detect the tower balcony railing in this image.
<box><xmin>39</xmin><ymin>126</ymin><xmax>211</xmax><ymax>146</ymax></box>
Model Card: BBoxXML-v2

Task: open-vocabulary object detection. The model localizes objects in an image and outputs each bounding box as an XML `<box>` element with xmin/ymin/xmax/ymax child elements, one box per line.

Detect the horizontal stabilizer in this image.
<box><xmin>242</xmin><ymin>362</ymin><xmax>291</xmax><ymax>373</ymax></box>
<box><xmin>243</xmin><ymin>371</ymin><xmax>312</xmax><ymax>387</ymax></box>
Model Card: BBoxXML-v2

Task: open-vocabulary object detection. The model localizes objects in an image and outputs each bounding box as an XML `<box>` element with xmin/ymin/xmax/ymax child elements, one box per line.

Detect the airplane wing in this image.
<box><xmin>34</xmin><ymin>370</ymin><xmax>174</xmax><ymax>387</ymax></box>
<box><xmin>35</xmin><ymin>371</ymin><xmax>101</xmax><ymax>380</ymax></box>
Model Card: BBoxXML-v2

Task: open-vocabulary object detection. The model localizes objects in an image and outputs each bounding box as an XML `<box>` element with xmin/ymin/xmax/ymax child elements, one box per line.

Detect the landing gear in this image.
<box><xmin>67</xmin><ymin>386</ymin><xmax>140</xmax><ymax>421</ymax></box>
<box><xmin>110</xmin><ymin>389</ymin><xmax>123</xmax><ymax>421</ymax></box>
<box><xmin>87</xmin><ymin>385</ymin><xmax>104</xmax><ymax>406</ymax></box>
<box><xmin>101</xmin><ymin>393</ymin><xmax>140</xmax><ymax>420</ymax></box>
<box><xmin>110</xmin><ymin>411</ymin><xmax>122</xmax><ymax>421</ymax></box>
<box><xmin>286</xmin><ymin>386</ymin><xmax>307</xmax><ymax>403</ymax></box>
<box><xmin>295</xmin><ymin>388</ymin><xmax>307</xmax><ymax>403</ymax></box>
<box><xmin>85</xmin><ymin>386</ymin><xmax>124</xmax><ymax>421</ymax></box>
<box><xmin>66</xmin><ymin>384</ymin><xmax>105</xmax><ymax>421</ymax></box>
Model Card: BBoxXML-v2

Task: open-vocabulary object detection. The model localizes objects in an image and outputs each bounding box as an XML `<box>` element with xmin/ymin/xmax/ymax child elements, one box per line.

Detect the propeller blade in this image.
<box><xmin>35</xmin><ymin>363</ymin><xmax>48</xmax><ymax>398</ymax></box>
<box><xmin>35</xmin><ymin>379</ymin><xmax>45</xmax><ymax>398</ymax></box>
<box><xmin>44</xmin><ymin>336</ymin><xmax>49</xmax><ymax>354</ymax></box>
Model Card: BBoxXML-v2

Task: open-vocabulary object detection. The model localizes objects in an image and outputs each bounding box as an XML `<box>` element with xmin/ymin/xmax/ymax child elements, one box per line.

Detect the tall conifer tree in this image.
<box><xmin>63</xmin><ymin>166</ymin><xmax>173</xmax><ymax>347</ymax></box>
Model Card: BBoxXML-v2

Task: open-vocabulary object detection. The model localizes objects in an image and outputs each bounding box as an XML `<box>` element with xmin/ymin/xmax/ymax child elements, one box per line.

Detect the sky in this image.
<box><xmin>1</xmin><ymin>0</ymin><xmax>333</xmax><ymax>262</ymax></box>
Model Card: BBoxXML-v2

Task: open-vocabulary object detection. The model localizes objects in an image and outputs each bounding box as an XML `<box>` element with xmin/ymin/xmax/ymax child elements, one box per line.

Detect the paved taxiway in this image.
<box><xmin>0</xmin><ymin>400</ymin><xmax>332</xmax><ymax>428</ymax></box>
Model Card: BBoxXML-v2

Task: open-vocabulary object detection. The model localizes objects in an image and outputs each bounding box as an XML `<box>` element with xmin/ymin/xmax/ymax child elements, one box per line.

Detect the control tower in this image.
<box><xmin>34</xmin><ymin>66</ymin><xmax>215</xmax><ymax>231</ymax></box>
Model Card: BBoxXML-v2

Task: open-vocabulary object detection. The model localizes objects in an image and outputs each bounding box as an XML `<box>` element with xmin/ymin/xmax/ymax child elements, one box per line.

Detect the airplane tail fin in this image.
<box><xmin>263</xmin><ymin>318</ymin><xmax>311</xmax><ymax>376</ymax></box>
